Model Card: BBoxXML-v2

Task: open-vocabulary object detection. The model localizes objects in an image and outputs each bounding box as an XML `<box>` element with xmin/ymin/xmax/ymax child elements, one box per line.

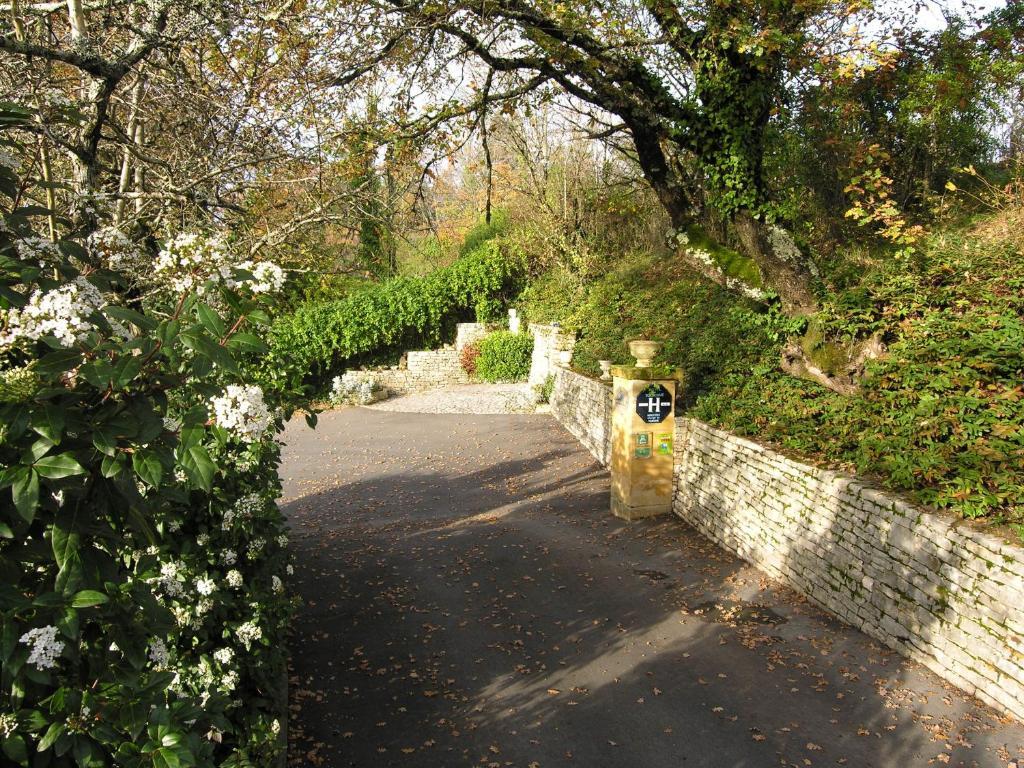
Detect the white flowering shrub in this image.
<box><xmin>152</xmin><ymin>232</ymin><xmax>286</xmax><ymax>299</ymax></box>
<box><xmin>0</xmin><ymin>142</ymin><xmax>301</xmax><ymax>766</ymax></box>
<box><xmin>329</xmin><ymin>374</ymin><xmax>388</xmax><ymax>406</ymax></box>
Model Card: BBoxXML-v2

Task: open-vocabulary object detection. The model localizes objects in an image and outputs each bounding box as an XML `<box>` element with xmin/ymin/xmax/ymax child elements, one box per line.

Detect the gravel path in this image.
<box><xmin>280</xmin><ymin>409</ymin><xmax>1024</xmax><ymax>768</ymax></box>
<box><xmin>365</xmin><ymin>383</ymin><xmax>538</xmax><ymax>414</ymax></box>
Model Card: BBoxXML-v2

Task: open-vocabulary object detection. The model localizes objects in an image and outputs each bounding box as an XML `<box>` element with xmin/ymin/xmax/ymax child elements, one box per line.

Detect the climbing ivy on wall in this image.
<box><xmin>261</xmin><ymin>241</ymin><xmax>523</xmax><ymax>392</ymax></box>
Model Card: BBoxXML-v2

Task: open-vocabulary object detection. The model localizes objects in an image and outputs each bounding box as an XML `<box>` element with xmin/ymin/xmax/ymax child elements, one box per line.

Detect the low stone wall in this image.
<box><xmin>340</xmin><ymin>324</ymin><xmax>488</xmax><ymax>396</ymax></box>
<box><xmin>548</xmin><ymin>367</ymin><xmax>1024</xmax><ymax>720</ymax></box>
<box><xmin>343</xmin><ymin>348</ymin><xmax>472</xmax><ymax>396</ymax></box>
<box><xmin>549</xmin><ymin>368</ymin><xmax>612</xmax><ymax>466</ymax></box>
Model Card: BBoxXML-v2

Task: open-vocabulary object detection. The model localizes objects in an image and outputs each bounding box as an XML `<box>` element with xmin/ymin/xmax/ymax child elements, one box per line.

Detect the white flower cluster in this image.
<box><xmin>18</xmin><ymin>236</ymin><xmax>62</xmax><ymax>266</ymax></box>
<box><xmin>155</xmin><ymin>231</ymin><xmax>285</xmax><ymax>296</ymax></box>
<box><xmin>209</xmin><ymin>385</ymin><xmax>274</xmax><ymax>442</ymax></box>
<box><xmin>20</xmin><ymin>625</ymin><xmax>64</xmax><ymax>670</ymax></box>
<box><xmin>149</xmin><ymin>638</ymin><xmax>170</xmax><ymax>669</ymax></box>
<box><xmin>0</xmin><ymin>712</ymin><xmax>16</xmax><ymax>737</ymax></box>
<box><xmin>0</xmin><ymin>278</ymin><xmax>105</xmax><ymax>349</ymax></box>
<box><xmin>213</xmin><ymin>647</ymin><xmax>234</xmax><ymax>665</ymax></box>
<box><xmin>236</xmin><ymin>621</ymin><xmax>262</xmax><ymax>650</ymax></box>
<box><xmin>230</xmin><ymin>261</ymin><xmax>286</xmax><ymax>294</ymax></box>
<box><xmin>222</xmin><ymin>549</ymin><xmax>237</xmax><ymax>566</ymax></box>
<box><xmin>88</xmin><ymin>227</ymin><xmax>143</xmax><ymax>272</ymax></box>
<box><xmin>247</xmin><ymin>537</ymin><xmax>266</xmax><ymax>559</ymax></box>
<box><xmin>222</xmin><ymin>492</ymin><xmax>264</xmax><ymax>529</ymax></box>
<box><xmin>155</xmin><ymin>232</ymin><xmax>233</xmax><ymax>294</ymax></box>
<box><xmin>226</xmin><ymin>569</ymin><xmax>243</xmax><ymax>588</ymax></box>
<box><xmin>195</xmin><ymin>577</ymin><xmax>217</xmax><ymax>596</ymax></box>
<box><xmin>157</xmin><ymin>560</ymin><xmax>186</xmax><ymax>598</ymax></box>
<box><xmin>272</xmin><ymin>575</ymin><xmax>284</xmax><ymax>594</ymax></box>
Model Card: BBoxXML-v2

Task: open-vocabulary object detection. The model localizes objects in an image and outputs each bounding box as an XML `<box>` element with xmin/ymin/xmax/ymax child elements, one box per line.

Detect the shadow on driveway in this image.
<box><xmin>280</xmin><ymin>408</ymin><xmax>1024</xmax><ymax>767</ymax></box>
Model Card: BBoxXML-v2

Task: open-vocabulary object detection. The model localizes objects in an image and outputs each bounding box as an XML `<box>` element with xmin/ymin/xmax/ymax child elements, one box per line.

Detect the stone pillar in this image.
<box><xmin>528</xmin><ymin>323</ymin><xmax>575</xmax><ymax>385</ymax></box>
<box><xmin>610</xmin><ymin>364</ymin><xmax>680</xmax><ymax>521</ymax></box>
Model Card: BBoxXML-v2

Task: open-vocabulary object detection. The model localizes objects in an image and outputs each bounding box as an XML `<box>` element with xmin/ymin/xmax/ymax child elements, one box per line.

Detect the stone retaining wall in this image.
<box><xmin>340</xmin><ymin>323</ymin><xmax>488</xmax><ymax>396</ymax></box>
<box><xmin>549</xmin><ymin>368</ymin><xmax>612</xmax><ymax>466</ymax></box>
<box><xmin>548</xmin><ymin>367</ymin><xmax>1024</xmax><ymax>720</ymax></box>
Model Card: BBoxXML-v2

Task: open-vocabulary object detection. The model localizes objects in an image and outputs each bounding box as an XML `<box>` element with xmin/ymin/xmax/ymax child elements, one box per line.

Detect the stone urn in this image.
<box><xmin>557</xmin><ymin>349</ymin><xmax>573</xmax><ymax>367</ymax></box>
<box><xmin>598</xmin><ymin>360</ymin><xmax>613</xmax><ymax>380</ymax></box>
<box><xmin>628</xmin><ymin>339</ymin><xmax>662</xmax><ymax>368</ymax></box>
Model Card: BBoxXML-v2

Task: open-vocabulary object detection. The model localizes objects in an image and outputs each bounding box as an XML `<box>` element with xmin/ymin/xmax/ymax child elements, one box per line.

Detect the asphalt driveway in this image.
<box><xmin>280</xmin><ymin>407</ymin><xmax>1024</xmax><ymax>768</ymax></box>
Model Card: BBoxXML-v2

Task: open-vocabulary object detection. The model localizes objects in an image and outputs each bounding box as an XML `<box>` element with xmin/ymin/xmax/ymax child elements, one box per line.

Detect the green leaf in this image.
<box><xmin>226</xmin><ymin>331</ymin><xmax>266</xmax><ymax>354</ymax></box>
<box><xmin>177</xmin><ymin>443</ymin><xmax>215</xmax><ymax>491</ymax></box>
<box><xmin>34</xmin><ymin>453</ymin><xmax>85</xmax><ymax>479</ymax></box>
<box><xmin>92</xmin><ymin>427</ymin><xmax>117</xmax><ymax>456</ymax></box>
<box><xmin>104</xmin><ymin>305</ymin><xmax>155</xmax><ymax>331</ymax></box>
<box><xmin>132</xmin><ymin>450</ymin><xmax>163</xmax><ymax>488</ymax></box>
<box><xmin>51</xmin><ymin>524</ymin><xmax>84</xmax><ymax>596</ymax></box>
<box><xmin>196</xmin><ymin>304</ymin><xmax>226</xmax><ymax>336</ymax></box>
<box><xmin>34</xmin><ymin>349</ymin><xmax>82</xmax><ymax>377</ymax></box>
<box><xmin>32</xmin><ymin>405</ymin><xmax>65</xmax><ymax>443</ymax></box>
<box><xmin>113</xmin><ymin>355</ymin><xmax>144</xmax><ymax>388</ymax></box>
<box><xmin>51</xmin><ymin>524</ymin><xmax>80</xmax><ymax>570</ymax></box>
<box><xmin>70</xmin><ymin>590</ymin><xmax>108</xmax><ymax>608</ymax></box>
<box><xmin>100</xmin><ymin>453</ymin><xmax>126</xmax><ymax>478</ymax></box>
<box><xmin>12</xmin><ymin>467</ymin><xmax>38</xmax><ymax>523</ymax></box>
<box><xmin>37</xmin><ymin>722</ymin><xmax>65</xmax><ymax>752</ymax></box>
<box><xmin>2</xmin><ymin>734</ymin><xmax>28</xmax><ymax>765</ymax></box>
<box><xmin>152</xmin><ymin>747</ymin><xmax>181</xmax><ymax>768</ymax></box>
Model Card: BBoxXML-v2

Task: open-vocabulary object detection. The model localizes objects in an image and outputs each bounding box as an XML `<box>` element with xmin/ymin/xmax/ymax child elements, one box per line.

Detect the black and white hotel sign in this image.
<box><xmin>635</xmin><ymin>384</ymin><xmax>673</xmax><ymax>424</ymax></box>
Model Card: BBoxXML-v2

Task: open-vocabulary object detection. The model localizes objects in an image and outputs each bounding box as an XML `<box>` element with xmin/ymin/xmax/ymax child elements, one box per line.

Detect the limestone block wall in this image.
<box><xmin>548</xmin><ymin>367</ymin><xmax>1024</xmax><ymax>719</ymax></box>
<box><xmin>549</xmin><ymin>368</ymin><xmax>613</xmax><ymax>466</ymax></box>
<box><xmin>455</xmin><ymin>322</ymin><xmax>490</xmax><ymax>351</ymax></box>
<box><xmin>340</xmin><ymin>323</ymin><xmax>481</xmax><ymax>395</ymax></box>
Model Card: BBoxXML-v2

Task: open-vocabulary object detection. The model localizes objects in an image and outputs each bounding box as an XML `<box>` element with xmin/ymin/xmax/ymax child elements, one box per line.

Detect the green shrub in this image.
<box><xmin>522</xmin><ymin>253</ymin><xmax>772</xmax><ymax>407</ymax></box>
<box><xmin>474</xmin><ymin>331</ymin><xmax>534</xmax><ymax>382</ymax></box>
<box><xmin>0</xmin><ymin>150</ymin><xmax>296</xmax><ymax>764</ymax></box>
<box><xmin>262</xmin><ymin>240</ymin><xmax>524</xmax><ymax>392</ymax></box>
<box><xmin>537</xmin><ymin>374</ymin><xmax>555</xmax><ymax>403</ymax></box>
<box><xmin>693</xmin><ymin>229</ymin><xmax>1024</xmax><ymax>524</ymax></box>
<box><xmin>523</xmin><ymin>225</ymin><xmax>1024</xmax><ymax>527</ymax></box>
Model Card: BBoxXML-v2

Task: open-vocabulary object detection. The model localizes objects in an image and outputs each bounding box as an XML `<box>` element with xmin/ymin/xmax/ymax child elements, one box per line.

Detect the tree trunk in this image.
<box><xmin>732</xmin><ymin>209</ymin><xmax>818</xmax><ymax>315</ymax></box>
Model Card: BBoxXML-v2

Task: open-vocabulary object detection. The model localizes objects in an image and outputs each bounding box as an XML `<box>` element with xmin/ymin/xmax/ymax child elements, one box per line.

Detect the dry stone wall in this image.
<box><xmin>340</xmin><ymin>323</ymin><xmax>486</xmax><ymax>396</ymax></box>
<box><xmin>548</xmin><ymin>367</ymin><xmax>1024</xmax><ymax>720</ymax></box>
<box><xmin>549</xmin><ymin>368</ymin><xmax>613</xmax><ymax>466</ymax></box>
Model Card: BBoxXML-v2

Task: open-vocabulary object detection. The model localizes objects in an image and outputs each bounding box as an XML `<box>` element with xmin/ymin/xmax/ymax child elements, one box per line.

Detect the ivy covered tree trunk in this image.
<box><xmin>385</xmin><ymin>0</ymin><xmax>826</xmax><ymax>314</ymax></box>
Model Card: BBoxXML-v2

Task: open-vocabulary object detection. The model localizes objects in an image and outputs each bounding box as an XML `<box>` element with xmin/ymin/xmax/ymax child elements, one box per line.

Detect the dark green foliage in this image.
<box><xmin>263</xmin><ymin>241</ymin><xmax>523</xmax><ymax>391</ymax></box>
<box><xmin>525</xmin><ymin>226</ymin><xmax>1024</xmax><ymax>527</ymax></box>
<box><xmin>694</xmin><ymin>229</ymin><xmax>1024</xmax><ymax>524</ymax></box>
<box><xmin>474</xmin><ymin>331</ymin><xmax>534</xmax><ymax>382</ymax></box>
<box><xmin>459</xmin><ymin>210</ymin><xmax>509</xmax><ymax>256</ymax></box>
<box><xmin>523</xmin><ymin>254</ymin><xmax>779</xmax><ymax>408</ymax></box>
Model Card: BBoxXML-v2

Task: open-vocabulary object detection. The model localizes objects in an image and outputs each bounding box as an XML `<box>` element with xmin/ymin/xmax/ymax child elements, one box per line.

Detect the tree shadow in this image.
<box><xmin>280</xmin><ymin>410</ymin><xmax>1021</xmax><ymax>767</ymax></box>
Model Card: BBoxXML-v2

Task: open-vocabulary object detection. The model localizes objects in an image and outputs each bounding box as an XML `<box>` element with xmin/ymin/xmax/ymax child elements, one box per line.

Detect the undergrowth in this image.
<box><xmin>523</xmin><ymin>214</ymin><xmax>1024</xmax><ymax>529</ymax></box>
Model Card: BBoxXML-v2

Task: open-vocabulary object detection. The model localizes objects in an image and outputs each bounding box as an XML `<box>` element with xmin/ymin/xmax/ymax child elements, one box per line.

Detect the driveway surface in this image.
<box><xmin>281</xmin><ymin>407</ymin><xmax>1024</xmax><ymax>768</ymax></box>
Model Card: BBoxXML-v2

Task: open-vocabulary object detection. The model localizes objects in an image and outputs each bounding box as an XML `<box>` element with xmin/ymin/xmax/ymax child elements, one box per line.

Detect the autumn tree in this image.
<box><xmin>357</xmin><ymin>0</ymin><xmax>856</xmax><ymax>314</ymax></box>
